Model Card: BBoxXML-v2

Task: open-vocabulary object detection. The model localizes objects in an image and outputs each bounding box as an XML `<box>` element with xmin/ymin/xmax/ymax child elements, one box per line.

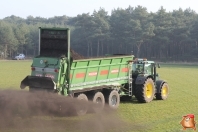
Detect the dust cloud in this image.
<box><xmin>0</xmin><ymin>89</ymin><xmax>144</xmax><ymax>132</ymax></box>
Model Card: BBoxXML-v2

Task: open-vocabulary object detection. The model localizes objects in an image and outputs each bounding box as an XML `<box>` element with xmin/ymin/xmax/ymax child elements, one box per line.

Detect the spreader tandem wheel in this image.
<box><xmin>107</xmin><ymin>90</ymin><xmax>120</xmax><ymax>109</ymax></box>
<box><xmin>76</xmin><ymin>93</ymin><xmax>88</xmax><ymax>116</ymax></box>
<box><xmin>92</xmin><ymin>92</ymin><xmax>105</xmax><ymax>113</ymax></box>
<box><xmin>156</xmin><ymin>82</ymin><xmax>169</xmax><ymax>100</ymax></box>
<box><xmin>135</xmin><ymin>78</ymin><xmax>155</xmax><ymax>103</ymax></box>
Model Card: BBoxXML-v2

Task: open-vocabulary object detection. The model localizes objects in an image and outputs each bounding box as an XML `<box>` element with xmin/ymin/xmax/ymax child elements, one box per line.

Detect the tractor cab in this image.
<box><xmin>132</xmin><ymin>58</ymin><xmax>160</xmax><ymax>81</ymax></box>
<box><xmin>131</xmin><ymin>58</ymin><xmax>168</xmax><ymax>103</ymax></box>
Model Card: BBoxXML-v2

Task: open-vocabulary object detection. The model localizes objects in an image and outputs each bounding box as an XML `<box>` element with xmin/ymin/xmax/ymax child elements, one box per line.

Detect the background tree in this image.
<box><xmin>0</xmin><ymin>6</ymin><xmax>198</xmax><ymax>61</ymax></box>
<box><xmin>0</xmin><ymin>21</ymin><xmax>17</xmax><ymax>58</ymax></box>
<box><xmin>152</xmin><ymin>7</ymin><xmax>172</xmax><ymax>59</ymax></box>
<box><xmin>91</xmin><ymin>8</ymin><xmax>110</xmax><ymax>56</ymax></box>
<box><xmin>131</xmin><ymin>6</ymin><xmax>155</xmax><ymax>57</ymax></box>
<box><xmin>13</xmin><ymin>23</ymin><xmax>29</xmax><ymax>54</ymax></box>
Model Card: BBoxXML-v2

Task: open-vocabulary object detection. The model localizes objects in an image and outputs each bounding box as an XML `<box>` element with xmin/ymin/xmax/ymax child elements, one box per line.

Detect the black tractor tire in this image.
<box><xmin>156</xmin><ymin>82</ymin><xmax>169</xmax><ymax>100</ymax></box>
<box><xmin>106</xmin><ymin>90</ymin><xmax>120</xmax><ymax>109</ymax></box>
<box><xmin>135</xmin><ymin>78</ymin><xmax>155</xmax><ymax>103</ymax></box>
<box><xmin>92</xmin><ymin>92</ymin><xmax>105</xmax><ymax>113</ymax></box>
<box><xmin>76</xmin><ymin>93</ymin><xmax>88</xmax><ymax>116</ymax></box>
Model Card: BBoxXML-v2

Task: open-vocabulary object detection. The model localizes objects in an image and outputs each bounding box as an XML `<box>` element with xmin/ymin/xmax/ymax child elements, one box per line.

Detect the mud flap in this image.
<box><xmin>20</xmin><ymin>76</ymin><xmax>56</xmax><ymax>90</ymax></box>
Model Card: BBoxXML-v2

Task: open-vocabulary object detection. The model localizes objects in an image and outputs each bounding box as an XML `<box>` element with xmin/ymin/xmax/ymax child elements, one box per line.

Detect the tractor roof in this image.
<box><xmin>134</xmin><ymin>58</ymin><xmax>155</xmax><ymax>64</ymax></box>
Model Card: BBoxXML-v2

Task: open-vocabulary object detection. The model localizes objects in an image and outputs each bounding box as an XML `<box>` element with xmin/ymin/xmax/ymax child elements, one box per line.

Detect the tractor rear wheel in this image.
<box><xmin>76</xmin><ymin>93</ymin><xmax>88</xmax><ymax>116</ymax></box>
<box><xmin>106</xmin><ymin>90</ymin><xmax>120</xmax><ymax>109</ymax></box>
<box><xmin>156</xmin><ymin>82</ymin><xmax>169</xmax><ymax>100</ymax></box>
<box><xmin>135</xmin><ymin>78</ymin><xmax>155</xmax><ymax>103</ymax></box>
<box><xmin>92</xmin><ymin>92</ymin><xmax>105</xmax><ymax>113</ymax></box>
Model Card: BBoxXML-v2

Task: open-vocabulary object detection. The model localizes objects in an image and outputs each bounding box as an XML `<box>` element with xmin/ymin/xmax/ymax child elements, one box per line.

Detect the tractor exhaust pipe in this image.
<box><xmin>20</xmin><ymin>76</ymin><xmax>56</xmax><ymax>90</ymax></box>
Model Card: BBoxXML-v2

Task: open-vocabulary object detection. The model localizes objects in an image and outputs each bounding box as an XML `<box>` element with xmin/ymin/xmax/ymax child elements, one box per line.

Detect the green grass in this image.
<box><xmin>119</xmin><ymin>64</ymin><xmax>198</xmax><ymax>132</ymax></box>
<box><xmin>1</xmin><ymin>61</ymin><xmax>198</xmax><ymax>131</ymax></box>
<box><xmin>0</xmin><ymin>60</ymin><xmax>31</xmax><ymax>89</ymax></box>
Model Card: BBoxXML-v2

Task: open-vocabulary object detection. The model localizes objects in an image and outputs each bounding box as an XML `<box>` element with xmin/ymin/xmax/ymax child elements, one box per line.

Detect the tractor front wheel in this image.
<box><xmin>156</xmin><ymin>82</ymin><xmax>169</xmax><ymax>100</ymax></box>
<box><xmin>135</xmin><ymin>78</ymin><xmax>155</xmax><ymax>103</ymax></box>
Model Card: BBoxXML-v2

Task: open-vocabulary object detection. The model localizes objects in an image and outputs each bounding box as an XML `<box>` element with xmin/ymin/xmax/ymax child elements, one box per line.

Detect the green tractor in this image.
<box><xmin>131</xmin><ymin>58</ymin><xmax>169</xmax><ymax>103</ymax></box>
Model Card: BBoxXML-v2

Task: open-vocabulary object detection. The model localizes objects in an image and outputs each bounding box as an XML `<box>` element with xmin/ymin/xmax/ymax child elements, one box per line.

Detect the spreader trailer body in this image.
<box><xmin>20</xmin><ymin>27</ymin><xmax>134</xmax><ymax>113</ymax></box>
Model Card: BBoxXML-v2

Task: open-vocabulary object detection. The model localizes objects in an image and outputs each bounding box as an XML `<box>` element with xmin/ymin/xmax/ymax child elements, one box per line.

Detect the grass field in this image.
<box><xmin>1</xmin><ymin>60</ymin><xmax>198</xmax><ymax>132</ymax></box>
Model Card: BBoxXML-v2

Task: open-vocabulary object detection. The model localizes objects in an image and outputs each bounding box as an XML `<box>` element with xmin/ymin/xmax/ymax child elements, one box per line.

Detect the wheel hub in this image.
<box><xmin>145</xmin><ymin>83</ymin><xmax>153</xmax><ymax>98</ymax></box>
<box><xmin>96</xmin><ymin>97</ymin><xmax>102</xmax><ymax>104</ymax></box>
<box><xmin>111</xmin><ymin>95</ymin><xmax>117</xmax><ymax>106</ymax></box>
<box><xmin>162</xmin><ymin>85</ymin><xmax>168</xmax><ymax>96</ymax></box>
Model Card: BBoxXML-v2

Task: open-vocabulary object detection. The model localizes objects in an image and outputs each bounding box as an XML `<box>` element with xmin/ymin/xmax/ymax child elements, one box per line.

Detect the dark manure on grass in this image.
<box><xmin>0</xmin><ymin>89</ymin><xmax>146</xmax><ymax>132</ymax></box>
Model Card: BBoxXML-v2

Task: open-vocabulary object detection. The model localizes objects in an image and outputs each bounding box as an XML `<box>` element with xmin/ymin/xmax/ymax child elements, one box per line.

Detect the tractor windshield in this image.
<box><xmin>144</xmin><ymin>63</ymin><xmax>152</xmax><ymax>75</ymax></box>
<box><xmin>132</xmin><ymin>63</ymin><xmax>144</xmax><ymax>74</ymax></box>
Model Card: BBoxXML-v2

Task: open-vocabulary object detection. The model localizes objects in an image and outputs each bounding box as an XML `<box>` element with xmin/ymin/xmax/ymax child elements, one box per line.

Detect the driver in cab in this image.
<box><xmin>136</xmin><ymin>65</ymin><xmax>143</xmax><ymax>73</ymax></box>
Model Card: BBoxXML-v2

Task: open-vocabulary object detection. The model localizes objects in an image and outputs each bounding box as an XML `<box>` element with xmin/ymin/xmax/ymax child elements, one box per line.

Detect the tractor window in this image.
<box><xmin>144</xmin><ymin>64</ymin><xmax>152</xmax><ymax>75</ymax></box>
<box><xmin>132</xmin><ymin>64</ymin><xmax>144</xmax><ymax>73</ymax></box>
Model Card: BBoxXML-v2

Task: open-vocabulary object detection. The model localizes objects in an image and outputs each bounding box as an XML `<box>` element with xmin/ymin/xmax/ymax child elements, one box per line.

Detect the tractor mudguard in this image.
<box><xmin>20</xmin><ymin>75</ymin><xmax>56</xmax><ymax>90</ymax></box>
<box><xmin>155</xmin><ymin>80</ymin><xmax>166</xmax><ymax>93</ymax></box>
<box><xmin>135</xmin><ymin>76</ymin><xmax>147</xmax><ymax>85</ymax></box>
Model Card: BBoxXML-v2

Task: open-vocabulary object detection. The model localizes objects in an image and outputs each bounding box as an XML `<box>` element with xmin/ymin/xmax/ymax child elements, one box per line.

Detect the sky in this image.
<box><xmin>0</xmin><ymin>0</ymin><xmax>198</xmax><ymax>19</ymax></box>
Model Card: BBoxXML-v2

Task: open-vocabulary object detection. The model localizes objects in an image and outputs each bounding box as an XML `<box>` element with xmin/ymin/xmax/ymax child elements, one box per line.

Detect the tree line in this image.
<box><xmin>1</xmin><ymin>6</ymin><xmax>198</xmax><ymax>61</ymax></box>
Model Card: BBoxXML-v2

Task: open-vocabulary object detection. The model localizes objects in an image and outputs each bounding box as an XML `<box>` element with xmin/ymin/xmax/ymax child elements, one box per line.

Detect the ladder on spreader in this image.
<box><xmin>128</xmin><ymin>62</ymin><xmax>133</xmax><ymax>96</ymax></box>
